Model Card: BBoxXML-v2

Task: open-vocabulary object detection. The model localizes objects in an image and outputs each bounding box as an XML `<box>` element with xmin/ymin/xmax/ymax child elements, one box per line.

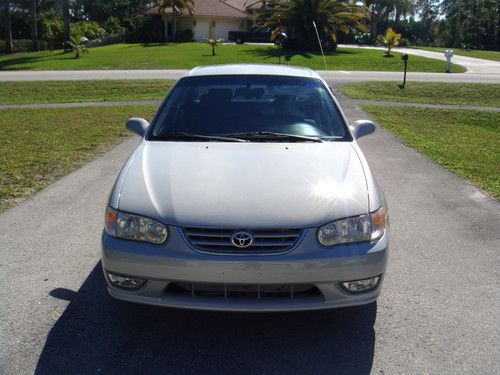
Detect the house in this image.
<box><xmin>137</xmin><ymin>0</ymin><xmax>263</xmax><ymax>42</ymax></box>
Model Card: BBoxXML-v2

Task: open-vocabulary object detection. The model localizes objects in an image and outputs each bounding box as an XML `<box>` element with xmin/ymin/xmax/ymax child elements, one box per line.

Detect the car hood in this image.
<box><xmin>117</xmin><ymin>142</ymin><xmax>369</xmax><ymax>228</ymax></box>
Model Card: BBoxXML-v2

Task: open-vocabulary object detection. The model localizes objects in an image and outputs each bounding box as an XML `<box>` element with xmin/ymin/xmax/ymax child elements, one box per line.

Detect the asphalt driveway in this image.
<box><xmin>0</xmin><ymin>101</ymin><xmax>498</xmax><ymax>374</ymax></box>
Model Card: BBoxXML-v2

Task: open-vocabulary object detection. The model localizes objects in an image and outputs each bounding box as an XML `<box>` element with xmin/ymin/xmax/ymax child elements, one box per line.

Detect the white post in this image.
<box><xmin>444</xmin><ymin>49</ymin><xmax>454</xmax><ymax>73</ymax></box>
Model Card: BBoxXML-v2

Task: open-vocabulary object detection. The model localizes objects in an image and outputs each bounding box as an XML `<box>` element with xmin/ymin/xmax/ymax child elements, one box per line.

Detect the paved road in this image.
<box><xmin>2</xmin><ymin>98</ymin><xmax>499</xmax><ymax>112</ymax></box>
<box><xmin>1</xmin><ymin>69</ymin><xmax>500</xmax><ymax>83</ymax></box>
<box><xmin>0</xmin><ymin>99</ymin><xmax>498</xmax><ymax>374</ymax></box>
<box><xmin>338</xmin><ymin>44</ymin><xmax>500</xmax><ymax>74</ymax></box>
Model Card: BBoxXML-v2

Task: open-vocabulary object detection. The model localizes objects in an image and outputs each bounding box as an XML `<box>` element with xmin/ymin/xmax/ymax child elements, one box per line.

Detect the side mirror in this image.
<box><xmin>350</xmin><ymin>120</ymin><xmax>376</xmax><ymax>139</ymax></box>
<box><xmin>126</xmin><ymin>117</ymin><xmax>149</xmax><ymax>137</ymax></box>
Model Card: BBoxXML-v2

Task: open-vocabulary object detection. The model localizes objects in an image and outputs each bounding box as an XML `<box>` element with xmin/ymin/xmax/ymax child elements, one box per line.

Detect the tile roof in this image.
<box><xmin>222</xmin><ymin>0</ymin><xmax>263</xmax><ymax>11</ymax></box>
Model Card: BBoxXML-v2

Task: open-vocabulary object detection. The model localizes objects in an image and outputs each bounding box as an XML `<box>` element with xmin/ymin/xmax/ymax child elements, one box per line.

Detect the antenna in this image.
<box><xmin>312</xmin><ymin>21</ymin><xmax>328</xmax><ymax>70</ymax></box>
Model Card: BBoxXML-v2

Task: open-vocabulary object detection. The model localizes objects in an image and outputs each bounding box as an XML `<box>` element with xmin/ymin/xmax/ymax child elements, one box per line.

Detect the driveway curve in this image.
<box><xmin>338</xmin><ymin>44</ymin><xmax>500</xmax><ymax>74</ymax></box>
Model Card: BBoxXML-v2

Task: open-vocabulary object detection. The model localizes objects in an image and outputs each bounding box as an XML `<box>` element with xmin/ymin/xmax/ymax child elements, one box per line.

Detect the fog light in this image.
<box><xmin>107</xmin><ymin>272</ymin><xmax>146</xmax><ymax>289</ymax></box>
<box><xmin>341</xmin><ymin>276</ymin><xmax>380</xmax><ymax>293</ymax></box>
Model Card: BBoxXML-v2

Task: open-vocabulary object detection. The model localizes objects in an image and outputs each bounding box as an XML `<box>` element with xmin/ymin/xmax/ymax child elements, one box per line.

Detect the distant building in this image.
<box><xmin>137</xmin><ymin>0</ymin><xmax>263</xmax><ymax>42</ymax></box>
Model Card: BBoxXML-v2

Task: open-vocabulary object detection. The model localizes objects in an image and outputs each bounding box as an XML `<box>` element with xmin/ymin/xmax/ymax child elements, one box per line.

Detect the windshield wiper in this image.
<box><xmin>151</xmin><ymin>131</ymin><xmax>247</xmax><ymax>143</ymax></box>
<box><xmin>221</xmin><ymin>131</ymin><xmax>324</xmax><ymax>143</ymax></box>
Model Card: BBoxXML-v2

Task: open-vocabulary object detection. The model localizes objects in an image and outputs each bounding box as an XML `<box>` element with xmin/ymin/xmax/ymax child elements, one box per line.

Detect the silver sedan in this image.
<box><xmin>101</xmin><ymin>64</ymin><xmax>389</xmax><ymax>311</ymax></box>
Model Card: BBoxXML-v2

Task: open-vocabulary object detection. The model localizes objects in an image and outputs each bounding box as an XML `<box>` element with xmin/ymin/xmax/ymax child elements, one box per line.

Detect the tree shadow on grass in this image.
<box><xmin>330</xmin><ymin>48</ymin><xmax>362</xmax><ymax>56</ymax></box>
<box><xmin>36</xmin><ymin>262</ymin><xmax>377</xmax><ymax>375</ymax></box>
<box><xmin>240</xmin><ymin>47</ymin><xmax>313</xmax><ymax>63</ymax></box>
<box><xmin>139</xmin><ymin>42</ymin><xmax>172</xmax><ymax>48</ymax></box>
<box><xmin>0</xmin><ymin>51</ymin><xmax>70</xmax><ymax>70</ymax></box>
<box><xmin>239</xmin><ymin>46</ymin><xmax>364</xmax><ymax>65</ymax></box>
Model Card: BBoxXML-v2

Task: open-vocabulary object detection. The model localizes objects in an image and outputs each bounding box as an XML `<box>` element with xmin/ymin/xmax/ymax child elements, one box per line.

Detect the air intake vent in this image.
<box><xmin>166</xmin><ymin>282</ymin><xmax>321</xmax><ymax>300</ymax></box>
<box><xmin>183</xmin><ymin>227</ymin><xmax>302</xmax><ymax>254</ymax></box>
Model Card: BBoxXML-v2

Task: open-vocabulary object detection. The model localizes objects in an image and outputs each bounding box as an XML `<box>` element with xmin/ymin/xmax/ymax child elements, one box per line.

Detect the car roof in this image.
<box><xmin>182</xmin><ymin>64</ymin><xmax>321</xmax><ymax>80</ymax></box>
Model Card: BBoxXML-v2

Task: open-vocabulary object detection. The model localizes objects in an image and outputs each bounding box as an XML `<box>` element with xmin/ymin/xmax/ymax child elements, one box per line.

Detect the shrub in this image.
<box><xmin>125</xmin><ymin>16</ymin><xmax>165</xmax><ymax>43</ymax></box>
<box><xmin>176</xmin><ymin>29</ymin><xmax>193</xmax><ymax>42</ymax></box>
<box><xmin>103</xmin><ymin>17</ymin><xmax>126</xmax><ymax>35</ymax></box>
<box><xmin>85</xmin><ymin>34</ymin><xmax>125</xmax><ymax>48</ymax></box>
<box><xmin>353</xmin><ymin>32</ymin><xmax>373</xmax><ymax>45</ymax></box>
<box><xmin>40</xmin><ymin>15</ymin><xmax>65</xmax><ymax>50</ymax></box>
<box><xmin>399</xmin><ymin>38</ymin><xmax>410</xmax><ymax>47</ymax></box>
<box><xmin>72</xmin><ymin>21</ymin><xmax>106</xmax><ymax>41</ymax></box>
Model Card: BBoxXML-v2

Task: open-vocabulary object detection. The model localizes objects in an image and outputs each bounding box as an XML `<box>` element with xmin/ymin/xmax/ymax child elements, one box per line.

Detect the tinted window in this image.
<box><xmin>150</xmin><ymin>75</ymin><xmax>349</xmax><ymax>140</ymax></box>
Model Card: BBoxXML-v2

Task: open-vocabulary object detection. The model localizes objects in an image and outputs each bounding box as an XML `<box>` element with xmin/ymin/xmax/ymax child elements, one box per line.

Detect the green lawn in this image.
<box><xmin>411</xmin><ymin>46</ymin><xmax>500</xmax><ymax>62</ymax></box>
<box><xmin>340</xmin><ymin>82</ymin><xmax>500</xmax><ymax>106</ymax></box>
<box><xmin>0</xmin><ymin>42</ymin><xmax>465</xmax><ymax>72</ymax></box>
<box><xmin>0</xmin><ymin>80</ymin><xmax>174</xmax><ymax>104</ymax></box>
<box><xmin>0</xmin><ymin>105</ymin><xmax>156</xmax><ymax>212</ymax></box>
<box><xmin>363</xmin><ymin>105</ymin><xmax>500</xmax><ymax>198</ymax></box>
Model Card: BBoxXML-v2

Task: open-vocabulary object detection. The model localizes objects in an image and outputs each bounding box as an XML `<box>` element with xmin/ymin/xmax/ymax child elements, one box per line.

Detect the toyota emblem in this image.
<box><xmin>231</xmin><ymin>231</ymin><xmax>254</xmax><ymax>248</ymax></box>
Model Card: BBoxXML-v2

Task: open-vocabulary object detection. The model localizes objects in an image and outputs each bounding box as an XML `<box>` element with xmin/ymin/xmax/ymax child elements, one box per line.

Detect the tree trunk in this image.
<box><xmin>61</xmin><ymin>0</ymin><xmax>70</xmax><ymax>50</ymax></box>
<box><xmin>394</xmin><ymin>8</ymin><xmax>400</xmax><ymax>25</ymax></box>
<box><xmin>3</xmin><ymin>0</ymin><xmax>13</xmax><ymax>54</ymax></box>
<box><xmin>171</xmin><ymin>5</ymin><xmax>177</xmax><ymax>41</ymax></box>
<box><xmin>370</xmin><ymin>4</ymin><xmax>377</xmax><ymax>41</ymax></box>
<box><xmin>29</xmin><ymin>0</ymin><xmax>39</xmax><ymax>51</ymax></box>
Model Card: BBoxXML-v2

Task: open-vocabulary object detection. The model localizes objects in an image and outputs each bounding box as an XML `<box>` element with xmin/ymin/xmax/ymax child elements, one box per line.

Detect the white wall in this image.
<box><xmin>194</xmin><ymin>20</ymin><xmax>210</xmax><ymax>41</ymax></box>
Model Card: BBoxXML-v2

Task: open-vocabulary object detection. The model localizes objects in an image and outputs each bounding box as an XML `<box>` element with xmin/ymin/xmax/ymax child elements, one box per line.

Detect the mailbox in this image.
<box><xmin>400</xmin><ymin>53</ymin><xmax>409</xmax><ymax>88</ymax></box>
<box><xmin>444</xmin><ymin>49</ymin><xmax>454</xmax><ymax>73</ymax></box>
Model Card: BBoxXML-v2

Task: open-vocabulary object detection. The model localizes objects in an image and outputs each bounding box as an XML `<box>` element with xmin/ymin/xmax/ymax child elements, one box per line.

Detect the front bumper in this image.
<box><xmin>101</xmin><ymin>227</ymin><xmax>388</xmax><ymax>312</ymax></box>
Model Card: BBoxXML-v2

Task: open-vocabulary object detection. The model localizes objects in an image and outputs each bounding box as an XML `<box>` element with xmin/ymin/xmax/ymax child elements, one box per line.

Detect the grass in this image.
<box><xmin>0</xmin><ymin>42</ymin><xmax>465</xmax><ymax>72</ymax></box>
<box><xmin>0</xmin><ymin>105</ymin><xmax>156</xmax><ymax>212</ymax></box>
<box><xmin>363</xmin><ymin>105</ymin><xmax>500</xmax><ymax>198</ymax></box>
<box><xmin>339</xmin><ymin>82</ymin><xmax>500</xmax><ymax>107</ymax></box>
<box><xmin>0</xmin><ymin>80</ymin><xmax>174</xmax><ymax>104</ymax></box>
<box><xmin>411</xmin><ymin>46</ymin><xmax>500</xmax><ymax>62</ymax></box>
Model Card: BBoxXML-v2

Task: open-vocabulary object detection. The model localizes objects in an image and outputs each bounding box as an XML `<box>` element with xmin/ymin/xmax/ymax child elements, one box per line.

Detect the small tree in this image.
<box><xmin>377</xmin><ymin>27</ymin><xmax>401</xmax><ymax>56</ymax></box>
<box><xmin>206</xmin><ymin>38</ymin><xmax>224</xmax><ymax>56</ymax></box>
<box><xmin>67</xmin><ymin>36</ymin><xmax>89</xmax><ymax>58</ymax></box>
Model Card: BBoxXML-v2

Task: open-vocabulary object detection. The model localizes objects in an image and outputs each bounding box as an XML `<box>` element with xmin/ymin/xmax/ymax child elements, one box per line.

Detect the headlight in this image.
<box><xmin>317</xmin><ymin>207</ymin><xmax>387</xmax><ymax>246</ymax></box>
<box><xmin>104</xmin><ymin>206</ymin><xmax>168</xmax><ymax>244</ymax></box>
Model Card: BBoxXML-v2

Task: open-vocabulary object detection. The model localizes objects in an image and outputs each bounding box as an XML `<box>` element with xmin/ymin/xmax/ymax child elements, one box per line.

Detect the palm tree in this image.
<box><xmin>2</xmin><ymin>0</ymin><xmax>13</xmax><ymax>54</ymax></box>
<box><xmin>28</xmin><ymin>0</ymin><xmax>40</xmax><ymax>51</ymax></box>
<box><xmin>377</xmin><ymin>26</ymin><xmax>401</xmax><ymax>56</ymax></box>
<box><xmin>255</xmin><ymin>0</ymin><xmax>367</xmax><ymax>51</ymax></box>
<box><xmin>67</xmin><ymin>36</ymin><xmax>89</xmax><ymax>58</ymax></box>
<box><xmin>206</xmin><ymin>38</ymin><xmax>224</xmax><ymax>55</ymax></box>
<box><xmin>159</xmin><ymin>0</ymin><xmax>195</xmax><ymax>42</ymax></box>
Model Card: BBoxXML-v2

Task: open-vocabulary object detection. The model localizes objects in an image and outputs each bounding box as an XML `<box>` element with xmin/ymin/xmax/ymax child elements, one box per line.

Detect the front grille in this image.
<box><xmin>182</xmin><ymin>227</ymin><xmax>302</xmax><ymax>254</ymax></box>
<box><xmin>166</xmin><ymin>282</ymin><xmax>321</xmax><ymax>300</ymax></box>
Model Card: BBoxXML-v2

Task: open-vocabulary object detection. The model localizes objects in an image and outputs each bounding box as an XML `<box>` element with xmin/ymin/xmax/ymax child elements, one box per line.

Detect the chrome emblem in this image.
<box><xmin>231</xmin><ymin>231</ymin><xmax>254</xmax><ymax>248</ymax></box>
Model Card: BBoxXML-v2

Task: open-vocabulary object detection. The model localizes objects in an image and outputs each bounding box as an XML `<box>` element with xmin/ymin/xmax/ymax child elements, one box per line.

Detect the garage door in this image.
<box><xmin>195</xmin><ymin>21</ymin><xmax>210</xmax><ymax>42</ymax></box>
<box><xmin>215</xmin><ymin>22</ymin><xmax>240</xmax><ymax>40</ymax></box>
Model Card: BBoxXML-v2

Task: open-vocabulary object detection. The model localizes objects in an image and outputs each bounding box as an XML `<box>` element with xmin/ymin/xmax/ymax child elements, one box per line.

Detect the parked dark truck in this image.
<box><xmin>228</xmin><ymin>27</ymin><xmax>273</xmax><ymax>44</ymax></box>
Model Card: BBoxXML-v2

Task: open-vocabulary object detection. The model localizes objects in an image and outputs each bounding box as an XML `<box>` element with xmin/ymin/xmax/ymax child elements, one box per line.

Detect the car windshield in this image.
<box><xmin>149</xmin><ymin>75</ymin><xmax>351</xmax><ymax>141</ymax></box>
